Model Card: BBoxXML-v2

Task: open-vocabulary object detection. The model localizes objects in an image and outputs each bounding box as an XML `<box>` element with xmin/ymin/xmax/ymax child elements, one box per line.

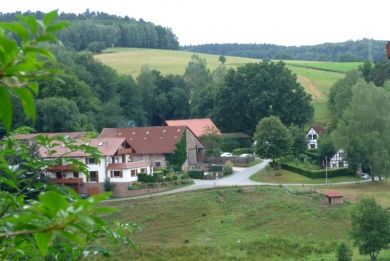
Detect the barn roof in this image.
<box><xmin>324</xmin><ymin>191</ymin><xmax>343</xmax><ymax>197</ymax></box>
<box><xmin>100</xmin><ymin>126</ymin><xmax>187</xmax><ymax>155</ymax></box>
<box><xmin>165</xmin><ymin>118</ymin><xmax>221</xmax><ymax>137</ymax></box>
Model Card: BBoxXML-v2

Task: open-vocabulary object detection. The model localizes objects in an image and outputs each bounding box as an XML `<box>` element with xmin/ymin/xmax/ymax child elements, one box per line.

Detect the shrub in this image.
<box><xmin>128</xmin><ymin>181</ymin><xmax>143</xmax><ymax>190</ymax></box>
<box><xmin>336</xmin><ymin>241</ymin><xmax>352</xmax><ymax>261</ymax></box>
<box><xmin>103</xmin><ymin>177</ymin><xmax>114</xmax><ymax>191</ymax></box>
<box><xmin>233</xmin><ymin>147</ymin><xmax>253</xmax><ymax>155</ymax></box>
<box><xmin>138</xmin><ymin>174</ymin><xmax>156</xmax><ymax>183</ymax></box>
<box><xmin>223</xmin><ymin>161</ymin><xmax>234</xmax><ymax>176</ymax></box>
<box><xmin>210</xmin><ymin>164</ymin><xmax>223</xmax><ymax>172</ymax></box>
<box><xmin>188</xmin><ymin>170</ymin><xmax>204</xmax><ymax>179</ymax></box>
<box><xmin>280</xmin><ymin>162</ymin><xmax>353</xmax><ymax>178</ymax></box>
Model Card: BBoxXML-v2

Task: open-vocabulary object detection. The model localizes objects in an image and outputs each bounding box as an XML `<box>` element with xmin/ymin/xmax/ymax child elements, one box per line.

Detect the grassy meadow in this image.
<box><xmin>95</xmin><ymin>48</ymin><xmax>361</xmax><ymax>124</ymax></box>
<box><xmin>98</xmin><ymin>187</ymin><xmax>390</xmax><ymax>260</ymax></box>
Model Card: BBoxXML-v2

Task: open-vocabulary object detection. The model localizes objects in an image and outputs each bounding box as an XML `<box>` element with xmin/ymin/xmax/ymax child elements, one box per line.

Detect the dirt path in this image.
<box><xmin>297</xmin><ymin>75</ymin><xmax>321</xmax><ymax>100</ymax></box>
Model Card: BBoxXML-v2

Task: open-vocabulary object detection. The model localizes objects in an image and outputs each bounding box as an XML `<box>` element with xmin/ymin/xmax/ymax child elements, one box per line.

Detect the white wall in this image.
<box><xmin>307</xmin><ymin>128</ymin><xmax>319</xmax><ymax>149</ymax></box>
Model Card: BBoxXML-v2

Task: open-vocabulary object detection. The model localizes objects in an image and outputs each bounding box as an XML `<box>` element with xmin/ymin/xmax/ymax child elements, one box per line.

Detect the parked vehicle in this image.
<box><xmin>362</xmin><ymin>173</ymin><xmax>370</xmax><ymax>180</ymax></box>
<box><xmin>239</xmin><ymin>153</ymin><xmax>252</xmax><ymax>158</ymax></box>
<box><xmin>220</xmin><ymin>152</ymin><xmax>233</xmax><ymax>157</ymax></box>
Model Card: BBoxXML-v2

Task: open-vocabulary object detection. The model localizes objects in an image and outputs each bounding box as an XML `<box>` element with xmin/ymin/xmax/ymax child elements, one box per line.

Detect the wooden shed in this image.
<box><xmin>387</xmin><ymin>42</ymin><xmax>390</xmax><ymax>59</ymax></box>
<box><xmin>324</xmin><ymin>191</ymin><xmax>344</xmax><ymax>205</ymax></box>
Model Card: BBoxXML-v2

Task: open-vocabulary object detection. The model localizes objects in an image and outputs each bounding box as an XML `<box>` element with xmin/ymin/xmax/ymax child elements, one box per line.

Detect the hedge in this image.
<box><xmin>209</xmin><ymin>164</ymin><xmax>223</xmax><ymax>172</ymax></box>
<box><xmin>280</xmin><ymin>162</ymin><xmax>353</xmax><ymax>179</ymax></box>
<box><xmin>188</xmin><ymin>170</ymin><xmax>204</xmax><ymax>179</ymax></box>
<box><xmin>138</xmin><ymin>173</ymin><xmax>157</xmax><ymax>183</ymax></box>
<box><xmin>233</xmin><ymin>147</ymin><xmax>254</xmax><ymax>155</ymax></box>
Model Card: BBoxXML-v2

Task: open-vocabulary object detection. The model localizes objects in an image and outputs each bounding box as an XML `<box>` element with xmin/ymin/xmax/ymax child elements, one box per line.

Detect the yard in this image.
<box><xmin>250</xmin><ymin>165</ymin><xmax>358</xmax><ymax>184</ymax></box>
<box><xmin>98</xmin><ymin>187</ymin><xmax>390</xmax><ymax>260</ymax></box>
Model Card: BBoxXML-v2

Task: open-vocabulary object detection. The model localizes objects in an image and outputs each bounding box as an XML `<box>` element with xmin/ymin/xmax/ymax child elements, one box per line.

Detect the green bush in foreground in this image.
<box><xmin>188</xmin><ymin>170</ymin><xmax>204</xmax><ymax>179</ymax></box>
<box><xmin>336</xmin><ymin>241</ymin><xmax>352</xmax><ymax>261</ymax></box>
<box><xmin>223</xmin><ymin>161</ymin><xmax>234</xmax><ymax>176</ymax></box>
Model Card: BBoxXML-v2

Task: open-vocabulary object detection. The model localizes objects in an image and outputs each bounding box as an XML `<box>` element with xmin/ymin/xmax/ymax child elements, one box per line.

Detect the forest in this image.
<box><xmin>184</xmin><ymin>39</ymin><xmax>388</xmax><ymax>62</ymax></box>
<box><xmin>0</xmin><ymin>10</ymin><xmax>179</xmax><ymax>52</ymax></box>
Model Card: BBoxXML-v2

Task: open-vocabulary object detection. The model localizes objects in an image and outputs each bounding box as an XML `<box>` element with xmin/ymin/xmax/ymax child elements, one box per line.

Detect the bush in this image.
<box><xmin>223</xmin><ymin>161</ymin><xmax>234</xmax><ymax>176</ymax></box>
<box><xmin>233</xmin><ymin>147</ymin><xmax>254</xmax><ymax>155</ymax></box>
<box><xmin>138</xmin><ymin>174</ymin><xmax>156</xmax><ymax>183</ymax></box>
<box><xmin>210</xmin><ymin>164</ymin><xmax>223</xmax><ymax>172</ymax></box>
<box><xmin>280</xmin><ymin>162</ymin><xmax>353</xmax><ymax>178</ymax></box>
<box><xmin>103</xmin><ymin>177</ymin><xmax>114</xmax><ymax>191</ymax></box>
<box><xmin>188</xmin><ymin>170</ymin><xmax>204</xmax><ymax>179</ymax></box>
<box><xmin>336</xmin><ymin>241</ymin><xmax>352</xmax><ymax>261</ymax></box>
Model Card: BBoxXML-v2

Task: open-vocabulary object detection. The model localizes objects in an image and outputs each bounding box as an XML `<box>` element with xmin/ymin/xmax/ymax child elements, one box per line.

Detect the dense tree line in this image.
<box><xmin>184</xmin><ymin>39</ymin><xmax>388</xmax><ymax>62</ymax></box>
<box><xmin>0</xmin><ymin>10</ymin><xmax>179</xmax><ymax>52</ymax></box>
<box><xmin>328</xmin><ymin>60</ymin><xmax>390</xmax><ymax>180</ymax></box>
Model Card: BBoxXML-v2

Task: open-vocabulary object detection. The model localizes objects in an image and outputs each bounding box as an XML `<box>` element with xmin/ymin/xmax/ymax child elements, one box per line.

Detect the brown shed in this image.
<box><xmin>387</xmin><ymin>42</ymin><xmax>390</xmax><ymax>59</ymax></box>
<box><xmin>324</xmin><ymin>191</ymin><xmax>344</xmax><ymax>205</ymax></box>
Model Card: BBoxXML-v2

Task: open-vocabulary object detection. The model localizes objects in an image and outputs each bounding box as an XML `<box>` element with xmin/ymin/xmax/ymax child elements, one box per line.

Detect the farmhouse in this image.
<box><xmin>306</xmin><ymin>126</ymin><xmax>326</xmax><ymax>149</ymax></box>
<box><xmin>165</xmin><ymin>118</ymin><xmax>221</xmax><ymax>138</ymax></box>
<box><xmin>100</xmin><ymin>126</ymin><xmax>204</xmax><ymax>169</ymax></box>
<box><xmin>329</xmin><ymin>149</ymin><xmax>348</xmax><ymax>169</ymax></box>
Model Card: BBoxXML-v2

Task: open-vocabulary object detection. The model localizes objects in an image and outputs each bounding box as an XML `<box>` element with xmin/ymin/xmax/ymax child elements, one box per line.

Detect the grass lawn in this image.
<box><xmin>99</xmin><ymin>187</ymin><xmax>390</xmax><ymax>260</ymax></box>
<box><xmin>95</xmin><ymin>48</ymin><xmax>358</xmax><ymax>124</ymax></box>
<box><xmin>250</xmin><ymin>165</ymin><xmax>359</xmax><ymax>184</ymax></box>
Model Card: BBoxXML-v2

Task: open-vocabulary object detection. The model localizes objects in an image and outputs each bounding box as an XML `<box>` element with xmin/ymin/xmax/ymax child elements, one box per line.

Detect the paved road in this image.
<box><xmin>104</xmin><ymin>159</ymin><xmax>369</xmax><ymax>202</ymax></box>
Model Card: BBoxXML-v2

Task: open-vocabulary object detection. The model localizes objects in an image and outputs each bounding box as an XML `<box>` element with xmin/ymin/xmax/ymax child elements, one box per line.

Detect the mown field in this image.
<box><xmin>95</xmin><ymin>48</ymin><xmax>361</xmax><ymax>124</ymax></box>
<box><xmin>98</xmin><ymin>187</ymin><xmax>390</xmax><ymax>260</ymax></box>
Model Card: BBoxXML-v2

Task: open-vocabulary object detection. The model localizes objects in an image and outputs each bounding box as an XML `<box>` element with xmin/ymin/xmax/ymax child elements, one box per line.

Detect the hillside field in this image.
<box><xmin>95</xmin><ymin>48</ymin><xmax>361</xmax><ymax>124</ymax></box>
<box><xmin>99</xmin><ymin>187</ymin><xmax>390</xmax><ymax>260</ymax></box>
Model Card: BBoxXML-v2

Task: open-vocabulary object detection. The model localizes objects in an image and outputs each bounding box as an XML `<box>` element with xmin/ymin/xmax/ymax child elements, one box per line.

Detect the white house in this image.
<box><xmin>307</xmin><ymin>126</ymin><xmax>326</xmax><ymax>149</ymax></box>
<box><xmin>329</xmin><ymin>149</ymin><xmax>348</xmax><ymax>169</ymax></box>
<box><xmin>17</xmin><ymin>133</ymin><xmax>152</xmax><ymax>195</ymax></box>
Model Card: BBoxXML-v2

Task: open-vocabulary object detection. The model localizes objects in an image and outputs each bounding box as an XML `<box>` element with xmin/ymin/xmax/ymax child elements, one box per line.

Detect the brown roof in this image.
<box><xmin>324</xmin><ymin>191</ymin><xmax>343</xmax><ymax>197</ymax></box>
<box><xmin>39</xmin><ymin>137</ymin><xmax>127</xmax><ymax>158</ymax></box>
<box><xmin>310</xmin><ymin>126</ymin><xmax>327</xmax><ymax>135</ymax></box>
<box><xmin>15</xmin><ymin>132</ymin><xmax>87</xmax><ymax>141</ymax></box>
<box><xmin>100</xmin><ymin>126</ymin><xmax>186</xmax><ymax>155</ymax></box>
<box><xmin>107</xmin><ymin>161</ymin><xmax>150</xmax><ymax>170</ymax></box>
<box><xmin>165</xmin><ymin>118</ymin><xmax>221</xmax><ymax>137</ymax></box>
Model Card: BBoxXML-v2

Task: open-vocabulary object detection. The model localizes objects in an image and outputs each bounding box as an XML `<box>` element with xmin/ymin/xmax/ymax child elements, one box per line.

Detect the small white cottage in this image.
<box><xmin>329</xmin><ymin>149</ymin><xmax>348</xmax><ymax>169</ymax></box>
<box><xmin>307</xmin><ymin>126</ymin><xmax>326</xmax><ymax>149</ymax></box>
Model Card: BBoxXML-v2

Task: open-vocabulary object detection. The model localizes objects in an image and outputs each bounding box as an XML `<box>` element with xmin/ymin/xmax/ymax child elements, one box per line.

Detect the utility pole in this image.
<box><xmin>325</xmin><ymin>156</ymin><xmax>328</xmax><ymax>185</ymax></box>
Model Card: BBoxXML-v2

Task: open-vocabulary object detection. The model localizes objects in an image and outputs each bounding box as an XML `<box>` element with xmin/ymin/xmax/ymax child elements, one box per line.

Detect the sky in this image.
<box><xmin>2</xmin><ymin>0</ymin><xmax>389</xmax><ymax>46</ymax></box>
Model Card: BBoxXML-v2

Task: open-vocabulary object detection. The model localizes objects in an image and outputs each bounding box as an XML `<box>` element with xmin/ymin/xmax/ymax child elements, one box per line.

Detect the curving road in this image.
<box><xmin>105</xmin><ymin>159</ymin><xmax>369</xmax><ymax>202</ymax></box>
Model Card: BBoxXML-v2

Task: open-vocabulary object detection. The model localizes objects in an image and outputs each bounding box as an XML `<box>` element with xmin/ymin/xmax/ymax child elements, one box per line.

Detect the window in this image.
<box><xmin>122</xmin><ymin>155</ymin><xmax>126</xmax><ymax>163</ymax></box>
<box><xmin>307</xmin><ymin>134</ymin><xmax>312</xmax><ymax>140</ymax></box>
<box><xmin>86</xmin><ymin>158</ymin><xmax>96</xmax><ymax>164</ymax></box>
<box><xmin>155</xmin><ymin>162</ymin><xmax>161</xmax><ymax>167</ymax></box>
<box><xmin>310</xmin><ymin>144</ymin><xmax>316</xmax><ymax>149</ymax></box>
<box><xmin>110</xmin><ymin>171</ymin><xmax>123</xmax><ymax>178</ymax></box>
<box><xmin>73</xmin><ymin>171</ymin><xmax>79</xmax><ymax>178</ymax></box>
<box><xmin>56</xmin><ymin>171</ymin><xmax>62</xmax><ymax>179</ymax></box>
<box><xmin>131</xmin><ymin>169</ymin><xmax>137</xmax><ymax>177</ymax></box>
<box><xmin>88</xmin><ymin>171</ymin><xmax>98</xmax><ymax>182</ymax></box>
<box><xmin>140</xmin><ymin>168</ymin><xmax>147</xmax><ymax>174</ymax></box>
<box><xmin>313</xmin><ymin>134</ymin><xmax>317</xmax><ymax>139</ymax></box>
<box><xmin>339</xmin><ymin>161</ymin><xmax>344</xmax><ymax>168</ymax></box>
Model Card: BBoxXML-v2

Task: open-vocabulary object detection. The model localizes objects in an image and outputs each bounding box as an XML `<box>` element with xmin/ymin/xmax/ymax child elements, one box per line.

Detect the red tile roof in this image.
<box><xmin>324</xmin><ymin>191</ymin><xmax>343</xmax><ymax>197</ymax></box>
<box><xmin>165</xmin><ymin>118</ymin><xmax>221</xmax><ymax>137</ymax></box>
<box><xmin>308</xmin><ymin>126</ymin><xmax>327</xmax><ymax>135</ymax></box>
<box><xmin>107</xmin><ymin>161</ymin><xmax>150</xmax><ymax>170</ymax></box>
<box><xmin>100</xmin><ymin>126</ymin><xmax>186</xmax><ymax>155</ymax></box>
<box><xmin>39</xmin><ymin>137</ymin><xmax>127</xmax><ymax>158</ymax></box>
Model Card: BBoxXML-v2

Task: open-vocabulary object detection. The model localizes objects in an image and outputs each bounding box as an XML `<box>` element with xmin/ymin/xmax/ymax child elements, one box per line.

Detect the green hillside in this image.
<box><xmin>95</xmin><ymin>48</ymin><xmax>361</xmax><ymax>124</ymax></box>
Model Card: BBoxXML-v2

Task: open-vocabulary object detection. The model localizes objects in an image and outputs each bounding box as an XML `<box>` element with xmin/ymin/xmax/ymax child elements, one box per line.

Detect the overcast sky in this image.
<box><xmin>2</xmin><ymin>0</ymin><xmax>389</xmax><ymax>46</ymax></box>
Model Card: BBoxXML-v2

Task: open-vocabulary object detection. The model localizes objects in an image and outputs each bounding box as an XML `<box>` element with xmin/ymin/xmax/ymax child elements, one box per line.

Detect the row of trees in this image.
<box><xmin>327</xmin><ymin>61</ymin><xmax>390</xmax><ymax>180</ymax></box>
<box><xmin>184</xmin><ymin>39</ymin><xmax>388</xmax><ymax>62</ymax></box>
<box><xmin>0</xmin><ymin>11</ymin><xmax>179</xmax><ymax>52</ymax></box>
<box><xmin>8</xmin><ymin>52</ymin><xmax>314</xmax><ymax>136</ymax></box>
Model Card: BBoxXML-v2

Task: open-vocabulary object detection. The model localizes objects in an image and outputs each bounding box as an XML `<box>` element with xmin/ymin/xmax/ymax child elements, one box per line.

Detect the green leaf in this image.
<box><xmin>28</xmin><ymin>82</ymin><xmax>39</xmax><ymax>96</ymax></box>
<box><xmin>0</xmin><ymin>87</ymin><xmax>12</xmax><ymax>131</ymax></box>
<box><xmin>0</xmin><ymin>36</ymin><xmax>18</xmax><ymax>64</ymax></box>
<box><xmin>0</xmin><ymin>22</ymin><xmax>29</xmax><ymax>43</ymax></box>
<box><xmin>17</xmin><ymin>15</ymin><xmax>38</xmax><ymax>34</ymax></box>
<box><xmin>34</xmin><ymin>232</ymin><xmax>54</xmax><ymax>256</ymax></box>
<box><xmin>43</xmin><ymin>10</ymin><xmax>59</xmax><ymax>26</ymax></box>
<box><xmin>13</xmin><ymin>88</ymin><xmax>36</xmax><ymax>122</ymax></box>
<box><xmin>39</xmin><ymin>191</ymin><xmax>68</xmax><ymax>218</ymax></box>
<box><xmin>46</xmin><ymin>22</ymin><xmax>69</xmax><ymax>34</ymax></box>
<box><xmin>24</xmin><ymin>46</ymin><xmax>56</xmax><ymax>61</ymax></box>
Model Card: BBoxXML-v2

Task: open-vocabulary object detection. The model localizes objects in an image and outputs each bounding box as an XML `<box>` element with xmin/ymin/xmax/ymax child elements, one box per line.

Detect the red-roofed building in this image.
<box><xmin>324</xmin><ymin>190</ymin><xmax>344</xmax><ymax>204</ymax></box>
<box><xmin>165</xmin><ymin>118</ymin><xmax>221</xmax><ymax>138</ymax></box>
<box><xmin>100</xmin><ymin>126</ymin><xmax>204</xmax><ymax>169</ymax></box>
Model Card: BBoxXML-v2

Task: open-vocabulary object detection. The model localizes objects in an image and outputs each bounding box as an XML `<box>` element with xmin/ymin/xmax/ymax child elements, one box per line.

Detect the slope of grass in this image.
<box><xmin>95</xmin><ymin>48</ymin><xmax>360</xmax><ymax>124</ymax></box>
<box><xmin>99</xmin><ymin>187</ymin><xmax>390</xmax><ymax>260</ymax></box>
